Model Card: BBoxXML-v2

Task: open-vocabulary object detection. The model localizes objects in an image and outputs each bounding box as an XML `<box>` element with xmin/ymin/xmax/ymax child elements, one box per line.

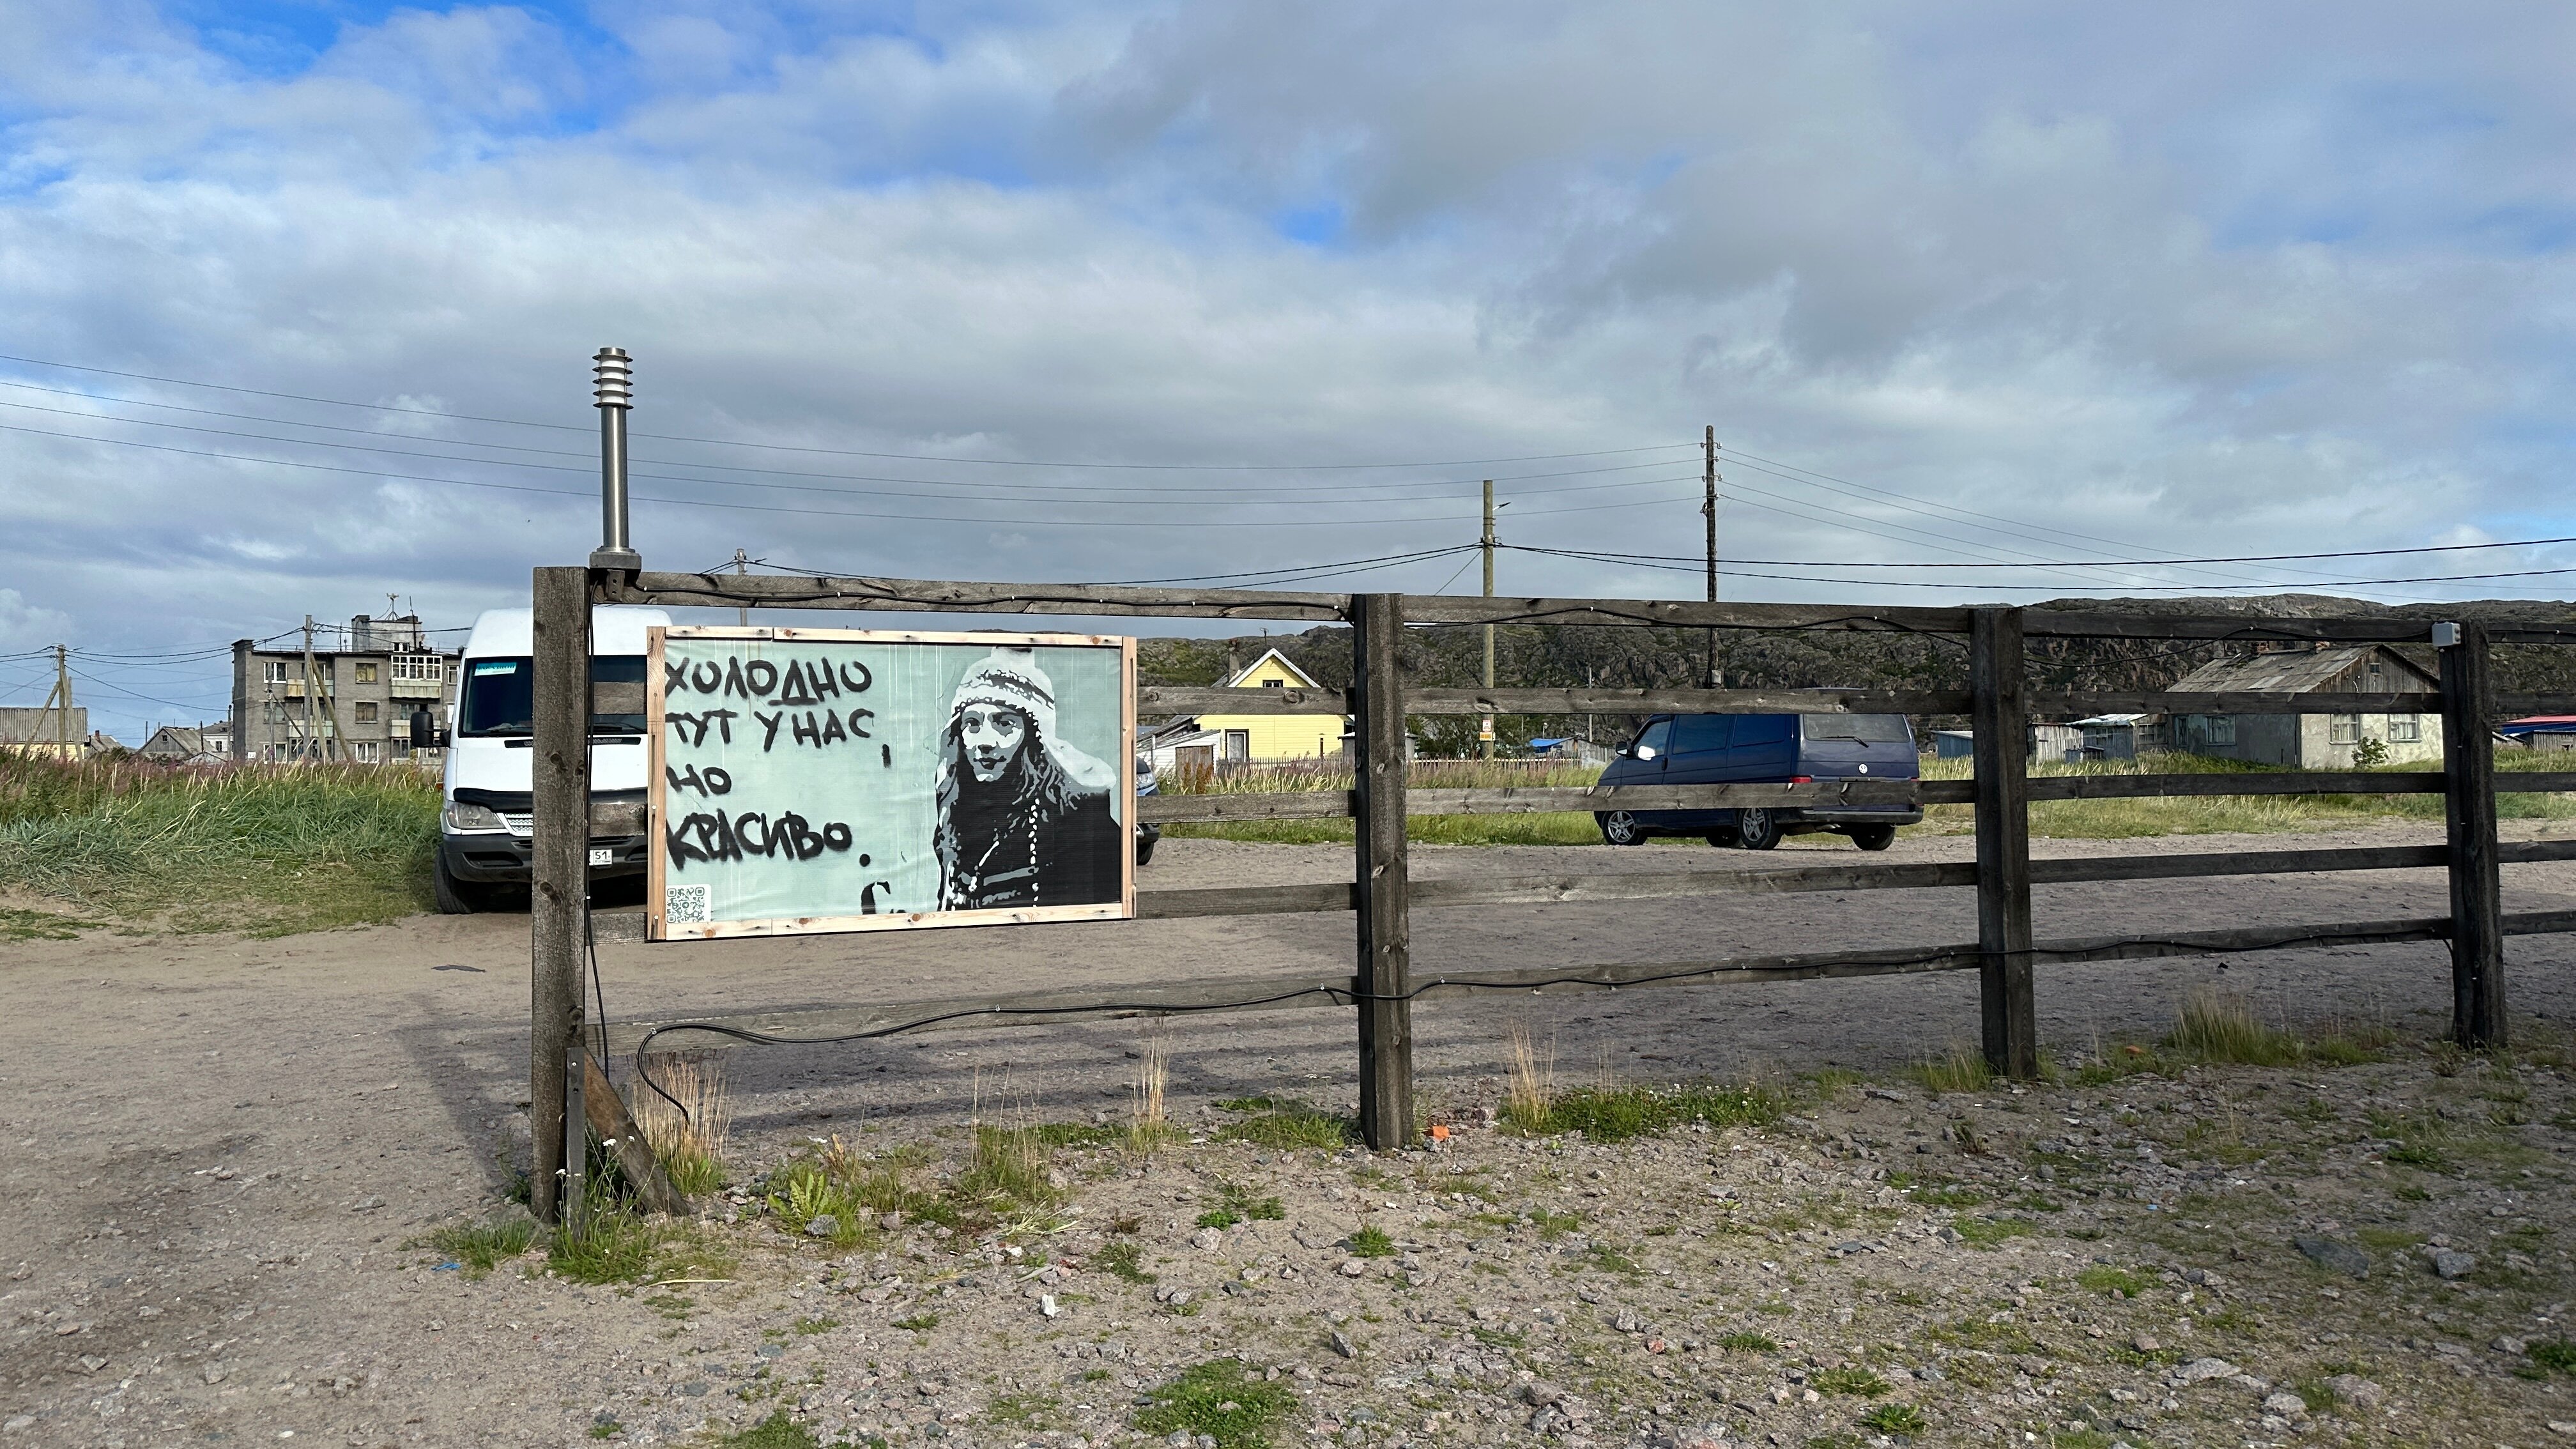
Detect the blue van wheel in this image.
<box><xmin>1597</xmin><ymin>811</ymin><xmax>1646</xmax><ymax>846</ymax></box>
<box><xmin>1736</xmin><ymin>808</ymin><xmax>1782</xmax><ymax>851</ymax></box>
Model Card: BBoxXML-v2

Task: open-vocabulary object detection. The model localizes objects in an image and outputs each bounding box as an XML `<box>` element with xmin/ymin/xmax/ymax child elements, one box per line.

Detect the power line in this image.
<box><xmin>1517</xmin><ymin>533</ymin><xmax>2576</xmax><ymax>570</ymax></box>
<box><xmin>1506</xmin><ymin>544</ymin><xmax>2576</xmax><ymax>591</ymax></box>
<box><xmin>0</xmin><ymin>391</ymin><xmax>1703</xmax><ymax>500</ymax></box>
<box><xmin>0</xmin><ymin>420</ymin><xmax>1710</xmax><ymax>530</ymax></box>
<box><xmin>0</xmin><ymin>352</ymin><xmax>1692</xmax><ymax>471</ymax></box>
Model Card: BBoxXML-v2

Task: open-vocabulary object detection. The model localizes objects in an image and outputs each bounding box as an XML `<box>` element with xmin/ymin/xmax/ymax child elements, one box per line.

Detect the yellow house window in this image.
<box><xmin>1263</xmin><ymin>679</ymin><xmax>1284</xmax><ymax>688</ymax></box>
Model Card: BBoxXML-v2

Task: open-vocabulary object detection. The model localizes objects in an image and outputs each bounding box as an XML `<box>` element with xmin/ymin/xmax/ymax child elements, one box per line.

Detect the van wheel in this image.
<box><xmin>1597</xmin><ymin>811</ymin><xmax>1646</xmax><ymax>846</ymax></box>
<box><xmin>1736</xmin><ymin>808</ymin><xmax>1782</xmax><ymax>851</ymax></box>
<box><xmin>433</xmin><ymin>856</ymin><xmax>483</xmax><ymax>915</ymax></box>
<box><xmin>1848</xmin><ymin>824</ymin><xmax>1897</xmax><ymax>852</ymax></box>
<box><xmin>1135</xmin><ymin>836</ymin><xmax>1156</xmax><ymax>868</ymax></box>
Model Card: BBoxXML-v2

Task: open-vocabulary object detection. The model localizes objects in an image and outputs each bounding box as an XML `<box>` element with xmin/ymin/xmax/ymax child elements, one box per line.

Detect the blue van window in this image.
<box><xmin>1802</xmin><ymin>714</ymin><xmax>1911</xmax><ymax>744</ymax></box>
<box><xmin>1735</xmin><ymin>716</ymin><xmax>1793</xmax><ymax>746</ymax></box>
<box><xmin>1631</xmin><ymin>718</ymin><xmax>1672</xmax><ymax>758</ymax></box>
<box><xmin>1668</xmin><ymin>715</ymin><xmax>1732</xmax><ymax>755</ymax></box>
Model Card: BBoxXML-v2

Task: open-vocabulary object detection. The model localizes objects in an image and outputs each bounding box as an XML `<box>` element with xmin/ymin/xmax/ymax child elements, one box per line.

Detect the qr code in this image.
<box><xmin>664</xmin><ymin>884</ymin><xmax>712</xmax><ymax>924</ymax></box>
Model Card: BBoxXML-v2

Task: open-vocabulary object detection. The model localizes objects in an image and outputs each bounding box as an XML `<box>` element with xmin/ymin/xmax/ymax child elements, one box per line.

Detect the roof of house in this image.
<box><xmin>2166</xmin><ymin>645</ymin><xmax>2437</xmax><ymax>695</ymax></box>
<box><xmin>1222</xmin><ymin>648</ymin><xmax>1320</xmax><ymax>689</ymax></box>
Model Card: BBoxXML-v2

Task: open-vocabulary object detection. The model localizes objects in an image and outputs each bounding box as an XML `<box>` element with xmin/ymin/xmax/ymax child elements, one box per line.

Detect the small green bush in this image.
<box><xmin>422</xmin><ymin>1217</ymin><xmax>535</xmax><ymax>1278</ymax></box>
<box><xmin>2076</xmin><ymin>1264</ymin><xmax>2152</xmax><ymax>1298</ymax></box>
<box><xmin>1133</xmin><ymin>1360</ymin><xmax>1298</xmax><ymax>1448</ymax></box>
<box><xmin>1346</xmin><ymin>1225</ymin><xmax>1397</xmax><ymax>1258</ymax></box>
<box><xmin>1715</xmin><ymin>1331</ymin><xmax>1777</xmax><ymax>1352</ymax></box>
<box><xmin>1811</xmin><ymin>1366</ymin><xmax>1889</xmax><ymax>1397</ymax></box>
<box><xmin>1859</xmin><ymin>1403</ymin><xmax>1927</xmax><ymax>1433</ymax></box>
<box><xmin>1095</xmin><ymin>1239</ymin><xmax>1154</xmax><ymax>1284</ymax></box>
<box><xmin>2531</xmin><ymin>1338</ymin><xmax>2576</xmax><ymax>1374</ymax></box>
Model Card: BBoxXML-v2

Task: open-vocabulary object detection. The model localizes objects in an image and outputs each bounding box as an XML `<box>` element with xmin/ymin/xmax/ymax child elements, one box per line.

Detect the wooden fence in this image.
<box><xmin>523</xmin><ymin>565</ymin><xmax>2576</xmax><ymax>1223</ymax></box>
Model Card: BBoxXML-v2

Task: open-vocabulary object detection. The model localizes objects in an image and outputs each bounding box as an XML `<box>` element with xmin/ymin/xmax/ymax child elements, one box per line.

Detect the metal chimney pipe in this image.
<box><xmin>588</xmin><ymin>348</ymin><xmax>641</xmax><ymax>572</ymax></box>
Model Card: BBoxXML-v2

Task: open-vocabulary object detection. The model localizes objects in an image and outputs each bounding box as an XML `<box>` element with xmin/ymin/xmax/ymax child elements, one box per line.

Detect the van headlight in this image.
<box><xmin>443</xmin><ymin>801</ymin><xmax>507</xmax><ymax>833</ymax></box>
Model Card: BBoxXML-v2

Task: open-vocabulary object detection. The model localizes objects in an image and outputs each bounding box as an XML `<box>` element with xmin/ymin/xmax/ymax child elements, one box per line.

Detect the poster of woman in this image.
<box><xmin>647</xmin><ymin>626</ymin><xmax>1135</xmax><ymax>940</ymax></box>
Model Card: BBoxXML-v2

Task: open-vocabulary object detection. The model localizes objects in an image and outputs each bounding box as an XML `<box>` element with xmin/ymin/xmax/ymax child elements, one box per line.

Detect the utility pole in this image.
<box><xmin>49</xmin><ymin>645</ymin><xmax>72</xmax><ymax>760</ymax></box>
<box><xmin>1481</xmin><ymin>479</ymin><xmax>1496</xmax><ymax>761</ymax></box>
<box><xmin>1701</xmin><ymin>426</ymin><xmax>1720</xmax><ymax>688</ymax></box>
<box><xmin>301</xmin><ymin>616</ymin><xmax>322</xmax><ymax>763</ymax></box>
<box><xmin>733</xmin><ymin>548</ymin><xmax>750</xmax><ymax>628</ymax></box>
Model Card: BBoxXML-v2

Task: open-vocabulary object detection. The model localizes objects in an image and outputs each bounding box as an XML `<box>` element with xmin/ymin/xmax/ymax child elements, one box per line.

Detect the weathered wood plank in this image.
<box><xmin>584</xmin><ymin>1057</ymin><xmax>684</xmax><ymax>1216</ymax></box>
<box><xmin>2032</xmin><ymin>691</ymin><xmax>2443</xmax><ymax>716</ymax></box>
<box><xmin>2446</xmin><ymin>622</ymin><xmax>2508</xmax><ymax>1048</ymax></box>
<box><xmin>1396</xmin><ymin>596</ymin><xmax>1972</xmax><ymax>632</ymax></box>
<box><xmin>609</xmin><ymin>571</ymin><xmax>1350</xmax><ymax>622</ymax></box>
<box><xmin>1138</xmin><ymin>883</ymin><xmax>1358</xmax><ymax>917</ymax></box>
<box><xmin>528</xmin><ymin>565</ymin><xmax>593</xmax><ymax>1226</ymax></box>
<box><xmin>1404</xmin><ymin>686</ymin><xmax>1969</xmax><ymax>716</ymax></box>
<box><xmin>601</xmin><ymin>970</ymin><xmax>1362</xmax><ymax>1057</ymax></box>
<box><xmin>1353</xmin><ymin>593</ymin><xmax>1414</xmax><ymax>1149</ymax></box>
<box><xmin>1138</xmin><ymin>792</ymin><xmax>1356</xmax><ymax>824</ymax></box>
<box><xmin>1972</xmin><ymin>608</ymin><xmax>2037</xmax><ymax>1078</ymax></box>
<box><xmin>2022</xmin><ymin>772</ymin><xmax>2442</xmax><ymax>801</ymax></box>
<box><xmin>1137</xmin><ymin>686</ymin><xmax>1347</xmax><ymax>717</ymax></box>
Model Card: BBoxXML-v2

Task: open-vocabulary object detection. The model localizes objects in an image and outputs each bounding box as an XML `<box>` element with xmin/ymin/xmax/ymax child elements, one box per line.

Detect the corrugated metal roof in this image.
<box><xmin>2166</xmin><ymin>645</ymin><xmax>2436</xmax><ymax>694</ymax></box>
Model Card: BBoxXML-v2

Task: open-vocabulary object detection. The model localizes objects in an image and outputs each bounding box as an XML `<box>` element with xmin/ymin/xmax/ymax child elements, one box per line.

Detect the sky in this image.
<box><xmin>3</xmin><ymin>1</ymin><xmax>2575</xmax><ymax>738</ymax></box>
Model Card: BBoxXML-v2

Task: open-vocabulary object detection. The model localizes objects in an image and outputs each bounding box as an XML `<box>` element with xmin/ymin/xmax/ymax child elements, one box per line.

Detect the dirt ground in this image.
<box><xmin>8</xmin><ymin>824</ymin><xmax>2576</xmax><ymax>1449</ymax></box>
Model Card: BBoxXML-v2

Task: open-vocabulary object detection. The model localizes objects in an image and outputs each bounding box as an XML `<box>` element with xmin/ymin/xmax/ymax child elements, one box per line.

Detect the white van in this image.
<box><xmin>415</xmin><ymin>606</ymin><xmax>670</xmax><ymax>913</ymax></box>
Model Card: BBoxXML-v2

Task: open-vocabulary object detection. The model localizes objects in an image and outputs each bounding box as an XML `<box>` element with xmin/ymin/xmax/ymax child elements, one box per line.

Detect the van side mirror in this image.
<box><xmin>410</xmin><ymin>709</ymin><xmax>449</xmax><ymax>749</ymax></box>
<box><xmin>1632</xmin><ymin>745</ymin><xmax>1657</xmax><ymax>762</ymax></box>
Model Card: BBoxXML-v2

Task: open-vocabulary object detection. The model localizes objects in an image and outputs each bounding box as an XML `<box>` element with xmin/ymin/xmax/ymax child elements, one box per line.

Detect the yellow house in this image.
<box><xmin>1154</xmin><ymin>649</ymin><xmax>1346</xmax><ymax>767</ymax></box>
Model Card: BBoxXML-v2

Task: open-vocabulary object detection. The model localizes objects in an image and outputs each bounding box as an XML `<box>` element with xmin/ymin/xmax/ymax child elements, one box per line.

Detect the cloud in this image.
<box><xmin>1</xmin><ymin>0</ymin><xmax>2573</xmax><ymax>739</ymax></box>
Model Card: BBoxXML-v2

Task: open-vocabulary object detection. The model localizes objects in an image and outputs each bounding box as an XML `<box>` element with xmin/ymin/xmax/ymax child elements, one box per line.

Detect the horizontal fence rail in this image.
<box><xmin>1137</xmin><ymin>682</ymin><xmax>2576</xmax><ymax>720</ymax></box>
<box><xmin>596</xmin><ymin>907</ymin><xmax>2576</xmax><ymax>1057</ymax></box>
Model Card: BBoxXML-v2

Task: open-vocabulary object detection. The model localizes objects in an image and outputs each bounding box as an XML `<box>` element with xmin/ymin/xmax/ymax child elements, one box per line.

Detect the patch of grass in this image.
<box><xmin>421</xmin><ymin>1216</ymin><xmax>536</xmax><ymax>1278</ymax></box>
<box><xmin>2530</xmin><ymin>1338</ymin><xmax>2576</xmax><ymax>1375</ymax></box>
<box><xmin>1810</xmin><ymin>1366</ymin><xmax>1888</xmax><ymax>1396</ymax></box>
<box><xmin>546</xmin><ymin>1202</ymin><xmax>733</xmax><ymax>1288</ymax></box>
<box><xmin>1132</xmin><ymin>1359</ymin><xmax>1299</xmax><ymax>1449</ymax></box>
<box><xmin>1346</xmin><ymin>1225</ymin><xmax>1397</xmax><ymax>1258</ymax></box>
<box><xmin>1905</xmin><ymin>1179</ymin><xmax>1989</xmax><ymax>1209</ymax></box>
<box><xmin>1210</xmin><ymin>1098</ymin><xmax>1356</xmax><ymax>1151</ymax></box>
<box><xmin>981</xmin><ymin>1391</ymin><xmax>1067</xmax><ymax>1430</ymax></box>
<box><xmin>1095</xmin><ymin>1239</ymin><xmax>1155</xmax><ymax>1285</ymax></box>
<box><xmin>1507</xmin><ymin>1080</ymin><xmax>1786</xmax><ymax>1142</ymax></box>
<box><xmin>1918</xmin><ymin>749</ymin><xmax>2576</xmax><ymax>839</ymax></box>
<box><xmin>892</xmin><ymin>1312</ymin><xmax>940</xmax><ymax>1333</ymax></box>
<box><xmin>0</xmin><ymin>905</ymin><xmax>106</xmax><ymax>940</ymax></box>
<box><xmin>2168</xmin><ymin>990</ymin><xmax>2303</xmax><ymax>1066</ymax></box>
<box><xmin>1198</xmin><ymin>1179</ymin><xmax>1285</xmax><ymax>1230</ymax></box>
<box><xmin>792</xmin><ymin>1315</ymin><xmax>838</xmax><ymax>1336</ymax></box>
<box><xmin>1912</xmin><ymin>1044</ymin><xmax>1993</xmax><ymax>1096</ymax></box>
<box><xmin>2076</xmin><ymin>1264</ymin><xmax>2153</xmax><ymax>1298</ymax></box>
<box><xmin>717</xmin><ymin>1411</ymin><xmax>818</xmax><ymax>1448</ymax></box>
<box><xmin>1526</xmin><ymin>1208</ymin><xmax>1582</xmax><ymax>1239</ymax></box>
<box><xmin>1858</xmin><ymin>1403</ymin><xmax>1926</xmax><ymax>1434</ymax></box>
<box><xmin>954</xmin><ymin>1123</ymin><xmax>1064</xmax><ymax>1213</ymax></box>
<box><xmin>0</xmin><ymin>754</ymin><xmax>443</xmax><ymax>933</ymax></box>
<box><xmin>1716</xmin><ymin>1331</ymin><xmax>1779</xmax><ymax>1353</ymax></box>
<box><xmin>1922</xmin><ymin>1314</ymin><xmax>2041</xmax><ymax>1354</ymax></box>
<box><xmin>588</xmin><ymin>1420</ymin><xmax>622</xmax><ymax>1439</ymax></box>
<box><xmin>1582</xmin><ymin>1243</ymin><xmax>1642</xmax><ymax>1276</ymax></box>
<box><xmin>1951</xmin><ymin>1215</ymin><xmax>2038</xmax><ymax>1249</ymax></box>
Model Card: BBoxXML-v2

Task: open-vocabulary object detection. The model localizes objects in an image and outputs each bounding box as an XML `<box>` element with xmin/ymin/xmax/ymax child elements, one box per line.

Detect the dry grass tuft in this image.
<box><xmin>634</xmin><ymin>1054</ymin><xmax>732</xmax><ymax>1197</ymax></box>
<box><xmin>2169</xmin><ymin>988</ymin><xmax>2304</xmax><ymax>1066</ymax></box>
<box><xmin>1912</xmin><ymin>1043</ymin><xmax>1995</xmax><ymax>1096</ymax></box>
<box><xmin>1130</xmin><ymin>1038</ymin><xmax>1180</xmax><ymax>1153</ymax></box>
<box><xmin>1503</xmin><ymin>1025</ymin><xmax>1556</xmax><ymax>1132</ymax></box>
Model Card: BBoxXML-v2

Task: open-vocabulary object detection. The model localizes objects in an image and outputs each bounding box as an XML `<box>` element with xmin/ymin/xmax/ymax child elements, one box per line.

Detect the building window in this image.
<box><xmin>2389</xmin><ymin>714</ymin><xmax>2422</xmax><ymax>742</ymax></box>
<box><xmin>2189</xmin><ymin>715</ymin><xmax>2236</xmax><ymax>747</ymax></box>
<box><xmin>2329</xmin><ymin>714</ymin><xmax>2361</xmax><ymax>744</ymax></box>
<box><xmin>1262</xmin><ymin>678</ymin><xmax>1284</xmax><ymax>688</ymax></box>
<box><xmin>1223</xmin><ymin>730</ymin><xmax>1251</xmax><ymax>762</ymax></box>
<box><xmin>392</xmin><ymin>654</ymin><xmax>443</xmax><ymax>683</ymax></box>
<box><xmin>355</xmin><ymin>662</ymin><xmax>378</xmax><ymax>684</ymax></box>
<box><xmin>262</xmin><ymin>660</ymin><xmax>289</xmax><ymax>684</ymax></box>
<box><xmin>355</xmin><ymin>702</ymin><xmax>379</xmax><ymax>724</ymax></box>
<box><xmin>353</xmin><ymin>741</ymin><xmax>379</xmax><ymax>763</ymax></box>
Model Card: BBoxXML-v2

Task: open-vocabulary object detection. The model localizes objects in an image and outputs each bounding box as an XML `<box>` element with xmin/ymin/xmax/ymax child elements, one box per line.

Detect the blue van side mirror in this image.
<box><xmin>1632</xmin><ymin>745</ymin><xmax>1657</xmax><ymax>762</ymax></box>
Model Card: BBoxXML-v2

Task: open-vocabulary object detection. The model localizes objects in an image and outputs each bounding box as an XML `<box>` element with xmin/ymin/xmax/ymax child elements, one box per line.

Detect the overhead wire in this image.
<box><xmin>0</xmin><ymin>352</ymin><xmax>1694</xmax><ymax>470</ymax></box>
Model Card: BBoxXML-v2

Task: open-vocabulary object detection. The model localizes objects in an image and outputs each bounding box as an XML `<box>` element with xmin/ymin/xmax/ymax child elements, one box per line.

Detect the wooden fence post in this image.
<box><xmin>530</xmin><ymin>565</ymin><xmax>594</xmax><ymax>1224</ymax></box>
<box><xmin>1970</xmin><ymin>606</ymin><xmax>2039</xmax><ymax>1077</ymax></box>
<box><xmin>1352</xmin><ymin>592</ymin><xmax>1414</xmax><ymax>1148</ymax></box>
<box><xmin>2441</xmin><ymin>619</ymin><xmax>2507</xmax><ymax>1048</ymax></box>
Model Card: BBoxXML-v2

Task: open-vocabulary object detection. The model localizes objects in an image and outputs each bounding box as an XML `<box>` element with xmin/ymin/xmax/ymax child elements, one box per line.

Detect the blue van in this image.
<box><xmin>1593</xmin><ymin>713</ymin><xmax>1920</xmax><ymax>850</ymax></box>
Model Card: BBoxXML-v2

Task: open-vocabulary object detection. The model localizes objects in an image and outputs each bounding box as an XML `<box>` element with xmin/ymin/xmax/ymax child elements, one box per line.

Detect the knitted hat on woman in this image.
<box><xmin>948</xmin><ymin>648</ymin><xmax>1057</xmax><ymax>741</ymax></box>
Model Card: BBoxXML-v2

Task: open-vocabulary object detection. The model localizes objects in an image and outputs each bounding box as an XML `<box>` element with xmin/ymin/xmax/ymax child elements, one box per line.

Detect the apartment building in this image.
<box><xmin>229</xmin><ymin>614</ymin><xmax>460</xmax><ymax>765</ymax></box>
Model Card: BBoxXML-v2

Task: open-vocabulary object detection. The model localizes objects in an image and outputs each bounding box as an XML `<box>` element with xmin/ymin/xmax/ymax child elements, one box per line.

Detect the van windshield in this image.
<box><xmin>1801</xmin><ymin>714</ymin><xmax>1912</xmax><ymax>744</ymax></box>
<box><xmin>457</xmin><ymin>656</ymin><xmax>647</xmax><ymax>737</ymax></box>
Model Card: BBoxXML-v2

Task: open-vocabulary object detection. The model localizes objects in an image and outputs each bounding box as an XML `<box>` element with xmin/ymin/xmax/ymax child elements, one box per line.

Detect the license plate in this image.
<box><xmin>588</xmin><ymin>848</ymin><xmax>614</xmax><ymax>867</ymax></box>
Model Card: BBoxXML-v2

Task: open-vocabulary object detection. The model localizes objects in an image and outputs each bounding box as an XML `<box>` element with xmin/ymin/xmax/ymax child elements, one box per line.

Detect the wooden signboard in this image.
<box><xmin>647</xmin><ymin>626</ymin><xmax>1137</xmax><ymax>940</ymax></box>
